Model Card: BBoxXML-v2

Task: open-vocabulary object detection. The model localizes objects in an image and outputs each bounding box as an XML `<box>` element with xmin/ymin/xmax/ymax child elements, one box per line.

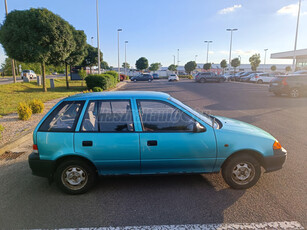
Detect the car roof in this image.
<box><xmin>64</xmin><ymin>91</ymin><xmax>171</xmax><ymax>101</ymax></box>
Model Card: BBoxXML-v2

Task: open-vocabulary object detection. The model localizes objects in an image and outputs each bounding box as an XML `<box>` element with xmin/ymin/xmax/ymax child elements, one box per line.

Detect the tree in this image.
<box><xmin>231</xmin><ymin>58</ymin><xmax>240</xmax><ymax>73</ymax></box>
<box><xmin>168</xmin><ymin>64</ymin><xmax>177</xmax><ymax>72</ymax></box>
<box><xmin>0</xmin><ymin>8</ymin><xmax>75</xmax><ymax>92</ymax></box>
<box><xmin>81</xmin><ymin>44</ymin><xmax>103</xmax><ymax>73</ymax></box>
<box><xmin>149</xmin><ymin>62</ymin><xmax>161</xmax><ymax>72</ymax></box>
<box><xmin>101</xmin><ymin>61</ymin><xmax>110</xmax><ymax>70</ymax></box>
<box><xmin>122</xmin><ymin>62</ymin><xmax>130</xmax><ymax>69</ymax></box>
<box><xmin>220</xmin><ymin>59</ymin><xmax>227</xmax><ymax>73</ymax></box>
<box><xmin>135</xmin><ymin>57</ymin><xmax>149</xmax><ymax>71</ymax></box>
<box><xmin>249</xmin><ymin>54</ymin><xmax>261</xmax><ymax>71</ymax></box>
<box><xmin>64</xmin><ymin>28</ymin><xmax>87</xmax><ymax>89</ymax></box>
<box><xmin>285</xmin><ymin>66</ymin><xmax>292</xmax><ymax>72</ymax></box>
<box><xmin>184</xmin><ymin>61</ymin><xmax>197</xmax><ymax>74</ymax></box>
<box><xmin>203</xmin><ymin>63</ymin><xmax>212</xmax><ymax>70</ymax></box>
<box><xmin>271</xmin><ymin>65</ymin><xmax>276</xmax><ymax>72</ymax></box>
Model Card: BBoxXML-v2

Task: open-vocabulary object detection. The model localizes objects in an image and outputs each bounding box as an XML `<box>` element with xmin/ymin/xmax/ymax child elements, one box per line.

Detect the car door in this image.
<box><xmin>74</xmin><ymin>100</ymin><xmax>140</xmax><ymax>175</ymax></box>
<box><xmin>136</xmin><ymin>99</ymin><xmax>217</xmax><ymax>174</ymax></box>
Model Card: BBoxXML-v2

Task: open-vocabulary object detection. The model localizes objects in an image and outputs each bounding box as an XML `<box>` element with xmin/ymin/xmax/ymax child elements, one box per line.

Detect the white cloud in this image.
<box><xmin>218</xmin><ymin>4</ymin><xmax>242</xmax><ymax>15</ymax></box>
<box><xmin>277</xmin><ymin>3</ymin><xmax>307</xmax><ymax>16</ymax></box>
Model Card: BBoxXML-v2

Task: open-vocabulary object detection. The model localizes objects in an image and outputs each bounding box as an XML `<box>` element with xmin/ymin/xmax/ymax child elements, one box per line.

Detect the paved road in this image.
<box><xmin>0</xmin><ymin>80</ymin><xmax>306</xmax><ymax>229</ymax></box>
<box><xmin>0</xmin><ymin>74</ymin><xmax>65</xmax><ymax>85</ymax></box>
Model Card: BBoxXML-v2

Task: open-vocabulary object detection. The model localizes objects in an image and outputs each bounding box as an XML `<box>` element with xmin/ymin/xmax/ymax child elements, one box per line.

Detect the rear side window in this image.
<box><xmin>81</xmin><ymin>100</ymin><xmax>134</xmax><ymax>132</ymax></box>
<box><xmin>39</xmin><ymin>101</ymin><xmax>84</xmax><ymax>132</ymax></box>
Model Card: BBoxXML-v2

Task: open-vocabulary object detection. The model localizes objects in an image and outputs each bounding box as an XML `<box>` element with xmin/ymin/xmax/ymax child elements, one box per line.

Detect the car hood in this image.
<box><xmin>215</xmin><ymin>116</ymin><xmax>275</xmax><ymax>140</ymax></box>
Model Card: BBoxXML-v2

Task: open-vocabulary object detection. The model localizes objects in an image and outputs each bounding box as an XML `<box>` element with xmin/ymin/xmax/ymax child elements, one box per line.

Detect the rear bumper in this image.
<box><xmin>263</xmin><ymin>148</ymin><xmax>287</xmax><ymax>172</ymax></box>
<box><xmin>28</xmin><ymin>152</ymin><xmax>55</xmax><ymax>178</ymax></box>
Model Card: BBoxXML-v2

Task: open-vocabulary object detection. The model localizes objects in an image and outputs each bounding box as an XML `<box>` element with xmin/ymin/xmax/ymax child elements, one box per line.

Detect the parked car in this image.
<box><xmin>21</xmin><ymin>70</ymin><xmax>37</xmax><ymax>79</ymax></box>
<box><xmin>250</xmin><ymin>73</ymin><xmax>276</xmax><ymax>84</ymax></box>
<box><xmin>152</xmin><ymin>73</ymin><xmax>159</xmax><ymax>79</ymax></box>
<box><xmin>168</xmin><ymin>74</ymin><xmax>179</xmax><ymax>81</ymax></box>
<box><xmin>236</xmin><ymin>71</ymin><xmax>263</xmax><ymax>81</ymax></box>
<box><xmin>52</xmin><ymin>72</ymin><xmax>58</xmax><ymax>75</ymax></box>
<box><xmin>269</xmin><ymin>74</ymin><xmax>307</xmax><ymax>97</ymax></box>
<box><xmin>240</xmin><ymin>73</ymin><xmax>256</xmax><ymax>82</ymax></box>
<box><xmin>28</xmin><ymin>91</ymin><xmax>287</xmax><ymax>194</ymax></box>
<box><xmin>195</xmin><ymin>72</ymin><xmax>225</xmax><ymax>83</ymax></box>
<box><xmin>120</xmin><ymin>74</ymin><xmax>128</xmax><ymax>81</ymax></box>
<box><xmin>221</xmin><ymin>73</ymin><xmax>233</xmax><ymax>81</ymax></box>
<box><xmin>293</xmin><ymin>70</ymin><xmax>307</xmax><ymax>75</ymax></box>
<box><xmin>130</xmin><ymin>74</ymin><xmax>153</xmax><ymax>82</ymax></box>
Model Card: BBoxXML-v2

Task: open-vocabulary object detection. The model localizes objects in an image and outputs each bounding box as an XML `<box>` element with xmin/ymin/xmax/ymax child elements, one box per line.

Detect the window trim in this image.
<box><xmin>136</xmin><ymin>99</ymin><xmax>199</xmax><ymax>133</ymax></box>
<box><xmin>38</xmin><ymin>101</ymin><xmax>85</xmax><ymax>133</ymax></box>
<box><xmin>79</xmin><ymin>99</ymin><xmax>135</xmax><ymax>133</ymax></box>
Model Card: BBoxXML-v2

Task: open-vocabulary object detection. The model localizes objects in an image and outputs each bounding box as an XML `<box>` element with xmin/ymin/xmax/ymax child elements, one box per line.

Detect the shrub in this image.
<box><xmin>17</xmin><ymin>102</ymin><xmax>32</xmax><ymax>121</ymax></box>
<box><xmin>105</xmin><ymin>71</ymin><xmax>120</xmax><ymax>82</ymax></box>
<box><xmin>29</xmin><ymin>99</ymin><xmax>44</xmax><ymax>114</ymax></box>
<box><xmin>178</xmin><ymin>75</ymin><xmax>193</xmax><ymax>79</ymax></box>
<box><xmin>93</xmin><ymin>87</ymin><xmax>103</xmax><ymax>92</ymax></box>
<box><xmin>85</xmin><ymin>74</ymin><xmax>118</xmax><ymax>90</ymax></box>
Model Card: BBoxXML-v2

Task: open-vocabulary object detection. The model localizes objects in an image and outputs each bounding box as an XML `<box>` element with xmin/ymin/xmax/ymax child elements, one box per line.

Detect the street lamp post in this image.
<box><xmin>96</xmin><ymin>0</ymin><xmax>101</xmax><ymax>74</ymax></box>
<box><xmin>117</xmin><ymin>29</ymin><xmax>122</xmax><ymax>81</ymax></box>
<box><xmin>195</xmin><ymin>55</ymin><xmax>198</xmax><ymax>63</ymax></box>
<box><xmin>204</xmin><ymin>41</ymin><xmax>212</xmax><ymax>63</ymax></box>
<box><xmin>292</xmin><ymin>0</ymin><xmax>302</xmax><ymax>72</ymax></box>
<box><xmin>4</xmin><ymin>0</ymin><xmax>16</xmax><ymax>83</ymax></box>
<box><xmin>264</xmin><ymin>49</ymin><xmax>268</xmax><ymax>72</ymax></box>
<box><xmin>91</xmin><ymin>37</ymin><xmax>94</xmax><ymax>46</ymax></box>
<box><xmin>238</xmin><ymin>55</ymin><xmax>241</xmax><ymax>68</ymax></box>
<box><xmin>177</xmin><ymin>49</ymin><xmax>180</xmax><ymax>74</ymax></box>
<box><xmin>124</xmin><ymin>41</ymin><xmax>128</xmax><ymax>78</ymax></box>
<box><xmin>173</xmin><ymin>55</ymin><xmax>176</xmax><ymax>65</ymax></box>
<box><xmin>226</xmin><ymin>28</ymin><xmax>238</xmax><ymax>72</ymax></box>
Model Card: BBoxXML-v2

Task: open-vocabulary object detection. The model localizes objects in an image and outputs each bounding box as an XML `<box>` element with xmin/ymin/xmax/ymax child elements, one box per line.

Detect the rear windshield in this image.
<box><xmin>39</xmin><ymin>101</ymin><xmax>84</xmax><ymax>132</ymax></box>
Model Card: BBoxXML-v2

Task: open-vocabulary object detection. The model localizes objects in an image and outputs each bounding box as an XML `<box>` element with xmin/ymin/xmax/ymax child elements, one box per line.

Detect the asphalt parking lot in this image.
<box><xmin>0</xmin><ymin>79</ymin><xmax>306</xmax><ymax>229</ymax></box>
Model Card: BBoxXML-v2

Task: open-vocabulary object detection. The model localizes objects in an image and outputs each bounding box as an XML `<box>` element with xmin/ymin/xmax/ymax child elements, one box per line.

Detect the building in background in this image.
<box><xmin>271</xmin><ymin>48</ymin><xmax>307</xmax><ymax>70</ymax></box>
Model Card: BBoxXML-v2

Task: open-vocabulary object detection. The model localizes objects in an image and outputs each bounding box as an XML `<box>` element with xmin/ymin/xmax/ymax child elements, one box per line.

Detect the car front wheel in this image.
<box><xmin>200</xmin><ymin>78</ymin><xmax>206</xmax><ymax>83</ymax></box>
<box><xmin>289</xmin><ymin>88</ymin><xmax>300</xmax><ymax>98</ymax></box>
<box><xmin>222</xmin><ymin>155</ymin><xmax>261</xmax><ymax>189</ymax></box>
<box><xmin>55</xmin><ymin>159</ymin><xmax>96</xmax><ymax>194</ymax></box>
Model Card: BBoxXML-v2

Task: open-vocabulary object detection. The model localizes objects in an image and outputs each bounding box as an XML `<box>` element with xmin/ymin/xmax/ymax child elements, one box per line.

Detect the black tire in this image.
<box><xmin>200</xmin><ymin>78</ymin><xmax>206</xmax><ymax>83</ymax></box>
<box><xmin>55</xmin><ymin>159</ymin><xmax>96</xmax><ymax>195</ymax></box>
<box><xmin>219</xmin><ymin>78</ymin><xmax>224</xmax><ymax>83</ymax></box>
<box><xmin>133</xmin><ymin>79</ymin><xmax>137</xmax><ymax>82</ymax></box>
<box><xmin>148</xmin><ymin>79</ymin><xmax>152</xmax><ymax>82</ymax></box>
<box><xmin>289</xmin><ymin>88</ymin><xmax>300</xmax><ymax>98</ymax></box>
<box><xmin>257</xmin><ymin>80</ymin><xmax>263</xmax><ymax>84</ymax></box>
<box><xmin>222</xmin><ymin>155</ymin><xmax>261</xmax><ymax>189</ymax></box>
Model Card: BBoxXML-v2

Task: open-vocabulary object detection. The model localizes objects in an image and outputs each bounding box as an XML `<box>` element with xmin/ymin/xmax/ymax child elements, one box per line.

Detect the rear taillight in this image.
<box><xmin>255</xmin><ymin>75</ymin><xmax>259</xmax><ymax>78</ymax></box>
<box><xmin>33</xmin><ymin>144</ymin><xmax>38</xmax><ymax>154</ymax></box>
<box><xmin>282</xmin><ymin>77</ymin><xmax>288</xmax><ymax>86</ymax></box>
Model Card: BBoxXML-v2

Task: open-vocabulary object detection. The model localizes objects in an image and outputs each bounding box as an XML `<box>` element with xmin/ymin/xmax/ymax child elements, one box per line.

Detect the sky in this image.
<box><xmin>1</xmin><ymin>0</ymin><xmax>307</xmax><ymax>68</ymax></box>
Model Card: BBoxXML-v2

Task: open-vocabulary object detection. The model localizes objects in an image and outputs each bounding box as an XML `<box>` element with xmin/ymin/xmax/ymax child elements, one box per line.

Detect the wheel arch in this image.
<box><xmin>54</xmin><ymin>155</ymin><xmax>98</xmax><ymax>174</ymax></box>
<box><xmin>221</xmin><ymin>149</ymin><xmax>265</xmax><ymax>170</ymax></box>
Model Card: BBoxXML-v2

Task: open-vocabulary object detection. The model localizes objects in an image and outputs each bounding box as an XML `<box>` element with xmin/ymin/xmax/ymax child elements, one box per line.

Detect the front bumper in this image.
<box><xmin>28</xmin><ymin>152</ymin><xmax>55</xmax><ymax>178</ymax></box>
<box><xmin>263</xmin><ymin>147</ymin><xmax>287</xmax><ymax>172</ymax></box>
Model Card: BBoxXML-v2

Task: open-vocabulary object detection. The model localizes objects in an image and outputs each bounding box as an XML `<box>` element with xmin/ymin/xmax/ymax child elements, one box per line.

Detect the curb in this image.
<box><xmin>0</xmin><ymin>81</ymin><xmax>128</xmax><ymax>155</ymax></box>
<box><xmin>0</xmin><ymin>130</ymin><xmax>33</xmax><ymax>155</ymax></box>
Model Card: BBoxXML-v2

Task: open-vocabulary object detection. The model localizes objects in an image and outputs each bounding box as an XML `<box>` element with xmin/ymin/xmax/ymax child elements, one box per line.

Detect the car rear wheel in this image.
<box><xmin>133</xmin><ymin>79</ymin><xmax>137</xmax><ymax>82</ymax></box>
<box><xmin>257</xmin><ymin>80</ymin><xmax>263</xmax><ymax>84</ymax></box>
<box><xmin>55</xmin><ymin>159</ymin><xmax>96</xmax><ymax>194</ymax></box>
<box><xmin>200</xmin><ymin>78</ymin><xmax>206</xmax><ymax>83</ymax></box>
<box><xmin>148</xmin><ymin>79</ymin><xmax>152</xmax><ymax>82</ymax></box>
<box><xmin>289</xmin><ymin>88</ymin><xmax>300</xmax><ymax>98</ymax></box>
<box><xmin>222</xmin><ymin>155</ymin><xmax>261</xmax><ymax>189</ymax></box>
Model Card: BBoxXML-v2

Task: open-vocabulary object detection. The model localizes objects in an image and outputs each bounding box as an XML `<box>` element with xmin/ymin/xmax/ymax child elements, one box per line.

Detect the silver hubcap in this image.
<box><xmin>62</xmin><ymin>166</ymin><xmax>88</xmax><ymax>190</ymax></box>
<box><xmin>291</xmin><ymin>89</ymin><xmax>299</xmax><ymax>97</ymax></box>
<box><xmin>232</xmin><ymin>162</ymin><xmax>255</xmax><ymax>185</ymax></box>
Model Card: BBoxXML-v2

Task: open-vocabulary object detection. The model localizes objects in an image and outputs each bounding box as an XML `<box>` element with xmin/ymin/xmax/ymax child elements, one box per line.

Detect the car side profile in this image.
<box><xmin>195</xmin><ymin>72</ymin><xmax>225</xmax><ymax>83</ymax></box>
<box><xmin>130</xmin><ymin>74</ymin><xmax>153</xmax><ymax>82</ymax></box>
<box><xmin>168</xmin><ymin>74</ymin><xmax>179</xmax><ymax>81</ymax></box>
<box><xmin>28</xmin><ymin>91</ymin><xmax>287</xmax><ymax>194</ymax></box>
<box><xmin>250</xmin><ymin>73</ymin><xmax>276</xmax><ymax>84</ymax></box>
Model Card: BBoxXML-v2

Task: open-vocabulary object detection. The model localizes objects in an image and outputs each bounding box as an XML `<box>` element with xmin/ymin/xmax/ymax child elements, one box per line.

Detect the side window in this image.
<box><xmin>81</xmin><ymin>100</ymin><xmax>134</xmax><ymax>132</ymax></box>
<box><xmin>137</xmin><ymin>100</ymin><xmax>195</xmax><ymax>132</ymax></box>
<box><xmin>39</xmin><ymin>101</ymin><xmax>84</xmax><ymax>132</ymax></box>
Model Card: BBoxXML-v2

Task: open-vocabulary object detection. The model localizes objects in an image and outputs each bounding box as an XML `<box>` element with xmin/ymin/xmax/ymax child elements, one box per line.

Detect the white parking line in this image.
<box><xmin>229</xmin><ymin>81</ymin><xmax>269</xmax><ymax>86</ymax></box>
<box><xmin>44</xmin><ymin>221</ymin><xmax>304</xmax><ymax>230</ymax></box>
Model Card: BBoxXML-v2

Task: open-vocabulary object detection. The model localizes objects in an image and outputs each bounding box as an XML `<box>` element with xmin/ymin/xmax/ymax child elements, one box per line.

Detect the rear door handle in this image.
<box><xmin>147</xmin><ymin>140</ymin><xmax>157</xmax><ymax>146</ymax></box>
<box><xmin>82</xmin><ymin>141</ymin><xmax>93</xmax><ymax>147</ymax></box>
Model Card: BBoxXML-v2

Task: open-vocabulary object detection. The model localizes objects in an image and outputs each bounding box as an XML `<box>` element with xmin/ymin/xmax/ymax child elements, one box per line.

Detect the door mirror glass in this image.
<box><xmin>193</xmin><ymin>122</ymin><xmax>206</xmax><ymax>133</ymax></box>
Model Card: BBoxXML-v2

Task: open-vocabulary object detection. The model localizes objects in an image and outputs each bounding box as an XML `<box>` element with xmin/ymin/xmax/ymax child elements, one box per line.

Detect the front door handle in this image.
<box><xmin>82</xmin><ymin>141</ymin><xmax>93</xmax><ymax>147</ymax></box>
<box><xmin>147</xmin><ymin>140</ymin><xmax>157</xmax><ymax>146</ymax></box>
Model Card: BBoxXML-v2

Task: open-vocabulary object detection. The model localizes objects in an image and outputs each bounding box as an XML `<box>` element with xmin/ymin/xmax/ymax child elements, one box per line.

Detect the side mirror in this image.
<box><xmin>193</xmin><ymin>122</ymin><xmax>206</xmax><ymax>133</ymax></box>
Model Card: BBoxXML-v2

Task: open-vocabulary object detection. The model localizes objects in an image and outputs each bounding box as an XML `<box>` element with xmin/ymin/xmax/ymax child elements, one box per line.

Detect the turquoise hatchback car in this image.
<box><xmin>28</xmin><ymin>91</ymin><xmax>287</xmax><ymax>194</ymax></box>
